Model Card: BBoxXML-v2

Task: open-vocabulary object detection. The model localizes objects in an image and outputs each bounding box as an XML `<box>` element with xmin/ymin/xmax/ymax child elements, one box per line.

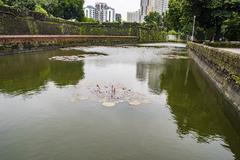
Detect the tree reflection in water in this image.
<box><xmin>0</xmin><ymin>50</ymin><xmax>85</xmax><ymax>96</ymax></box>
<box><xmin>136</xmin><ymin>59</ymin><xmax>240</xmax><ymax>159</ymax></box>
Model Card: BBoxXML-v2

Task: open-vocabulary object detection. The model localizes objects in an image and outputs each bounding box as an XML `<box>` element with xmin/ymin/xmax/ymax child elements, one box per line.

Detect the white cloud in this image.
<box><xmin>84</xmin><ymin>0</ymin><xmax>140</xmax><ymax>20</ymax></box>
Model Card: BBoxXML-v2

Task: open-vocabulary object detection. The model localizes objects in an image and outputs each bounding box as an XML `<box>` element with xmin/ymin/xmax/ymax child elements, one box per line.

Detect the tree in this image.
<box><xmin>50</xmin><ymin>0</ymin><xmax>84</xmax><ymax>21</ymax></box>
<box><xmin>34</xmin><ymin>4</ymin><xmax>48</xmax><ymax>16</ymax></box>
<box><xmin>1</xmin><ymin>0</ymin><xmax>85</xmax><ymax>21</ymax></box>
<box><xmin>2</xmin><ymin>0</ymin><xmax>36</xmax><ymax>10</ymax></box>
<box><xmin>83</xmin><ymin>18</ymin><xmax>96</xmax><ymax>22</ymax></box>
<box><xmin>223</xmin><ymin>12</ymin><xmax>240</xmax><ymax>40</ymax></box>
<box><xmin>163</xmin><ymin>0</ymin><xmax>240</xmax><ymax>41</ymax></box>
<box><xmin>144</xmin><ymin>12</ymin><xmax>163</xmax><ymax>28</ymax></box>
<box><xmin>163</xmin><ymin>0</ymin><xmax>182</xmax><ymax>31</ymax></box>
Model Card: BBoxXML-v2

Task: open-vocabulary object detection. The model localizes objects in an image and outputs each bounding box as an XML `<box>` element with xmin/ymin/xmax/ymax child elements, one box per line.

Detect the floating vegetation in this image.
<box><xmin>49</xmin><ymin>55</ymin><xmax>84</xmax><ymax>62</ymax></box>
<box><xmin>129</xmin><ymin>100</ymin><xmax>141</xmax><ymax>106</ymax></box>
<box><xmin>102</xmin><ymin>102</ymin><xmax>116</xmax><ymax>107</ymax></box>
<box><xmin>70</xmin><ymin>94</ymin><xmax>89</xmax><ymax>102</ymax></box>
<box><xmin>61</xmin><ymin>48</ymin><xmax>108</xmax><ymax>56</ymax></box>
<box><xmin>71</xmin><ymin>82</ymin><xmax>151</xmax><ymax>107</ymax></box>
<box><xmin>162</xmin><ymin>53</ymin><xmax>189</xmax><ymax>59</ymax></box>
<box><xmin>49</xmin><ymin>54</ymin><xmax>106</xmax><ymax>62</ymax></box>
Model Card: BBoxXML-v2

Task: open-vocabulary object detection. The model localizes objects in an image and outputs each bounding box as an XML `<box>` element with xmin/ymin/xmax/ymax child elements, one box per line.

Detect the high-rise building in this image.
<box><xmin>139</xmin><ymin>0</ymin><xmax>169</xmax><ymax>22</ymax></box>
<box><xmin>84</xmin><ymin>2</ymin><xmax>116</xmax><ymax>22</ymax></box>
<box><xmin>152</xmin><ymin>0</ymin><xmax>169</xmax><ymax>15</ymax></box>
<box><xmin>106</xmin><ymin>7</ymin><xmax>115</xmax><ymax>22</ymax></box>
<box><xmin>84</xmin><ymin>5</ymin><xmax>96</xmax><ymax>19</ymax></box>
<box><xmin>95</xmin><ymin>2</ymin><xmax>108</xmax><ymax>22</ymax></box>
<box><xmin>140</xmin><ymin>0</ymin><xmax>149</xmax><ymax>22</ymax></box>
<box><xmin>127</xmin><ymin>10</ymin><xmax>140</xmax><ymax>23</ymax></box>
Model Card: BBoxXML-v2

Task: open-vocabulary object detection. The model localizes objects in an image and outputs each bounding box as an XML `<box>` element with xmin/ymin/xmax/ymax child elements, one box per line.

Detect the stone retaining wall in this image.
<box><xmin>188</xmin><ymin>42</ymin><xmax>240</xmax><ymax>118</ymax></box>
<box><xmin>0</xmin><ymin>5</ymin><xmax>169</xmax><ymax>43</ymax></box>
<box><xmin>0</xmin><ymin>35</ymin><xmax>138</xmax><ymax>55</ymax></box>
<box><xmin>0</xmin><ymin>6</ymin><xmax>140</xmax><ymax>36</ymax></box>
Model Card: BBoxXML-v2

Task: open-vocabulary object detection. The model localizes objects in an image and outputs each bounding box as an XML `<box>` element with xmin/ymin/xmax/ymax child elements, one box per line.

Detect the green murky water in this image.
<box><xmin>0</xmin><ymin>45</ymin><xmax>240</xmax><ymax>160</ymax></box>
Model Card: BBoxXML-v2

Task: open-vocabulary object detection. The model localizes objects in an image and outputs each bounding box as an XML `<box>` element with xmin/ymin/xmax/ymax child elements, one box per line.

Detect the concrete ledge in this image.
<box><xmin>188</xmin><ymin>42</ymin><xmax>240</xmax><ymax>118</ymax></box>
<box><xmin>0</xmin><ymin>35</ymin><xmax>138</xmax><ymax>43</ymax></box>
<box><xmin>0</xmin><ymin>35</ymin><xmax>139</xmax><ymax>55</ymax></box>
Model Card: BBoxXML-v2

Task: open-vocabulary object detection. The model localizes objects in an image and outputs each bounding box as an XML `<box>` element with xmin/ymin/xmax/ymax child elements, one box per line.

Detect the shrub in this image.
<box><xmin>168</xmin><ymin>30</ymin><xmax>177</xmax><ymax>35</ymax></box>
<box><xmin>83</xmin><ymin>18</ymin><xmax>96</xmax><ymax>23</ymax></box>
<box><xmin>34</xmin><ymin>4</ymin><xmax>48</xmax><ymax>16</ymax></box>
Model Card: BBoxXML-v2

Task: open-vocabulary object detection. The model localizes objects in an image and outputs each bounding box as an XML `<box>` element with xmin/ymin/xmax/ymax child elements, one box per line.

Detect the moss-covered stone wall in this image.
<box><xmin>0</xmin><ymin>6</ymin><xmax>140</xmax><ymax>36</ymax></box>
<box><xmin>0</xmin><ymin>5</ymin><xmax>169</xmax><ymax>42</ymax></box>
<box><xmin>188</xmin><ymin>42</ymin><xmax>240</xmax><ymax>114</ymax></box>
<box><xmin>0</xmin><ymin>35</ymin><xmax>138</xmax><ymax>55</ymax></box>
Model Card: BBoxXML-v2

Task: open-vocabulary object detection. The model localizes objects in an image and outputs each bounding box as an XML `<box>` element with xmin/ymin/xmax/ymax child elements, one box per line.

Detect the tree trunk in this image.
<box><xmin>214</xmin><ymin>16</ymin><xmax>222</xmax><ymax>41</ymax></box>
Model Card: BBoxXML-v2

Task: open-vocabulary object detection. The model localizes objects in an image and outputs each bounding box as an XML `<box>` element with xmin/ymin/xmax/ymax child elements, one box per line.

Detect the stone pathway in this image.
<box><xmin>218</xmin><ymin>48</ymin><xmax>240</xmax><ymax>55</ymax></box>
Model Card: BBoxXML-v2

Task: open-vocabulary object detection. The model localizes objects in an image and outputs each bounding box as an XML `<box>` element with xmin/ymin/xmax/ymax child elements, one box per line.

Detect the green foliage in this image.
<box><xmin>0</xmin><ymin>0</ymin><xmax>4</xmax><ymax>5</ymax></box>
<box><xmin>163</xmin><ymin>0</ymin><xmax>240</xmax><ymax>41</ymax></box>
<box><xmin>144</xmin><ymin>12</ymin><xmax>163</xmax><ymax>28</ymax></box>
<box><xmin>140</xmin><ymin>28</ymin><xmax>167</xmax><ymax>42</ymax></box>
<box><xmin>83</xmin><ymin>18</ymin><xmax>96</xmax><ymax>23</ymax></box>
<box><xmin>168</xmin><ymin>30</ymin><xmax>177</xmax><ymax>35</ymax></box>
<box><xmin>49</xmin><ymin>0</ymin><xmax>84</xmax><ymax>21</ymax></box>
<box><xmin>223</xmin><ymin>12</ymin><xmax>240</xmax><ymax>41</ymax></box>
<box><xmin>2</xmin><ymin>0</ymin><xmax>36</xmax><ymax>10</ymax></box>
<box><xmin>1</xmin><ymin>0</ymin><xmax>84</xmax><ymax>21</ymax></box>
<box><xmin>34</xmin><ymin>4</ymin><xmax>48</xmax><ymax>16</ymax></box>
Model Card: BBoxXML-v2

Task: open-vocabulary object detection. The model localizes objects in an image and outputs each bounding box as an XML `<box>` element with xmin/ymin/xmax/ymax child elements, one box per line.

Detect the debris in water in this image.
<box><xmin>129</xmin><ymin>100</ymin><xmax>141</xmax><ymax>106</ymax></box>
<box><xmin>72</xmin><ymin>82</ymin><xmax>151</xmax><ymax>107</ymax></box>
<box><xmin>49</xmin><ymin>56</ymin><xmax>84</xmax><ymax>62</ymax></box>
<box><xmin>102</xmin><ymin>102</ymin><xmax>116</xmax><ymax>107</ymax></box>
<box><xmin>49</xmin><ymin>54</ymin><xmax>105</xmax><ymax>62</ymax></box>
<box><xmin>71</xmin><ymin>94</ymin><xmax>89</xmax><ymax>103</ymax></box>
<box><xmin>162</xmin><ymin>54</ymin><xmax>189</xmax><ymax>59</ymax></box>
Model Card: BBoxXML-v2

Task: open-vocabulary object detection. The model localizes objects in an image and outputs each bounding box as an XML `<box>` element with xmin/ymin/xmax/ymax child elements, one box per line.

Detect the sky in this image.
<box><xmin>84</xmin><ymin>0</ymin><xmax>140</xmax><ymax>20</ymax></box>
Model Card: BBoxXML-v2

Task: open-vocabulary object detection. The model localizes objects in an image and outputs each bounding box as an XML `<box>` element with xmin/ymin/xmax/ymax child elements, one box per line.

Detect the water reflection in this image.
<box><xmin>0</xmin><ymin>46</ymin><xmax>240</xmax><ymax>160</ymax></box>
<box><xmin>136</xmin><ymin>58</ymin><xmax>240</xmax><ymax>159</ymax></box>
<box><xmin>0</xmin><ymin>50</ymin><xmax>84</xmax><ymax>95</ymax></box>
<box><xmin>136</xmin><ymin>63</ymin><xmax>165</xmax><ymax>94</ymax></box>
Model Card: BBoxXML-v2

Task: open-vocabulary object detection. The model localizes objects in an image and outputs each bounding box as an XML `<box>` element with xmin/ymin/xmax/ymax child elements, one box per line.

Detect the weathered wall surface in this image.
<box><xmin>0</xmin><ymin>5</ymin><xmax>170</xmax><ymax>54</ymax></box>
<box><xmin>188</xmin><ymin>42</ymin><xmax>240</xmax><ymax>118</ymax></box>
<box><xmin>0</xmin><ymin>35</ymin><xmax>138</xmax><ymax>55</ymax></box>
<box><xmin>0</xmin><ymin>6</ymin><xmax>140</xmax><ymax>36</ymax></box>
<box><xmin>0</xmin><ymin>6</ymin><xmax>168</xmax><ymax>41</ymax></box>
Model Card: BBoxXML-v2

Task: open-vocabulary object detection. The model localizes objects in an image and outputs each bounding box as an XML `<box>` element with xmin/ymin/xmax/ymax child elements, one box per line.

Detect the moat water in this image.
<box><xmin>0</xmin><ymin>44</ymin><xmax>240</xmax><ymax>160</ymax></box>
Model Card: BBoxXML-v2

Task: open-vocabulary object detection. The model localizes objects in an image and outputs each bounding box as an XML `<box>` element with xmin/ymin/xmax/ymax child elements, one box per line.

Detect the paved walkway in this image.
<box><xmin>218</xmin><ymin>48</ymin><xmax>240</xmax><ymax>55</ymax></box>
<box><xmin>138</xmin><ymin>42</ymin><xmax>186</xmax><ymax>48</ymax></box>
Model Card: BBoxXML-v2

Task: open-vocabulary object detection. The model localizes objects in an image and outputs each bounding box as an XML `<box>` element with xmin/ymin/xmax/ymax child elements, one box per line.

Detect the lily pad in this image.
<box><xmin>102</xmin><ymin>102</ymin><xmax>116</xmax><ymax>107</ymax></box>
<box><xmin>129</xmin><ymin>100</ymin><xmax>141</xmax><ymax>106</ymax></box>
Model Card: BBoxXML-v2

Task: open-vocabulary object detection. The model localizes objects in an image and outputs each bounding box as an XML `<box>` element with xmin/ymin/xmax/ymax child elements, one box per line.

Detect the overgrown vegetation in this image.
<box><xmin>144</xmin><ymin>12</ymin><xmax>163</xmax><ymax>29</ymax></box>
<box><xmin>34</xmin><ymin>4</ymin><xmax>48</xmax><ymax>16</ymax></box>
<box><xmin>163</xmin><ymin>0</ymin><xmax>240</xmax><ymax>41</ymax></box>
<box><xmin>1</xmin><ymin>0</ymin><xmax>84</xmax><ymax>21</ymax></box>
<box><xmin>83</xmin><ymin>18</ymin><xmax>97</xmax><ymax>23</ymax></box>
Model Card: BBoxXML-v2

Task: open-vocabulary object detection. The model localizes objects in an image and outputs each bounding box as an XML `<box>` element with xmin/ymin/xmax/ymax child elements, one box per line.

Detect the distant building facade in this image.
<box><xmin>84</xmin><ymin>5</ymin><xmax>96</xmax><ymax>19</ymax></box>
<box><xmin>127</xmin><ymin>10</ymin><xmax>140</xmax><ymax>23</ymax></box>
<box><xmin>139</xmin><ymin>0</ymin><xmax>169</xmax><ymax>22</ymax></box>
<box><xmin>140</xmin><ymin>0</ymin><xmax>149</xmax><ymax>22</ymax></box>
<box><xmin>95</xmin><ymin>2</ymin><xmax>108</xmax><ymax>22</ymax></box>
<box><xmin>84</xmin><ymin>2</ymin><xmax>116</xmax><ymax>22</ymax></box>
<box><xmin>153</xmin><ymin>0</ymin><xmax>169</xmax><ymax>15</ymax></box>
<box><xmin>106</xmin><ymin>7</ymin><xmax>115</xmax><ymax>22</ymax></box>
<box><xmin>115</xmin><ymin>13</ymin><xmax>122</xmax><ymax>22</ymax></box>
